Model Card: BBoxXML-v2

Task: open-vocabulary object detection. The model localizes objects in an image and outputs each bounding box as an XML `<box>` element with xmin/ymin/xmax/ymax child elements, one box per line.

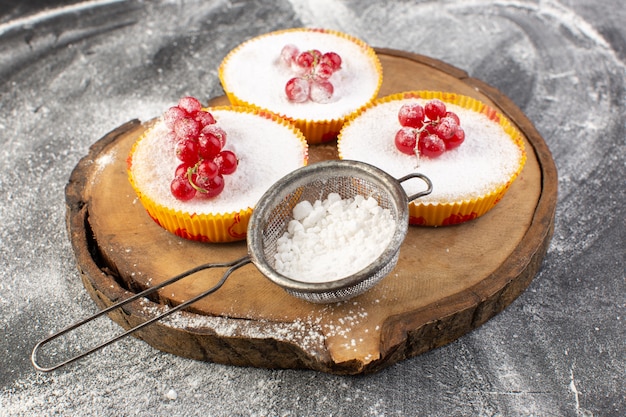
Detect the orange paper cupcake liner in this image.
<box><xmin>339</xmin><ymin>90</ymin><xmax>527</xmax><ymax>227</ymax></box>
<box><xmin>218</xmin><ymin>28</ymin><xmax>383</xmax><ymax>145</ymax></box>
<box><xmin>132</xmin><ymin>189</ymin><xmax>253</xmax><ymax>243</ymax></box>
<box><xmin>127</xmin><ymin>106</ymin><xmax>308</xmax><ymax>243</ymax></box>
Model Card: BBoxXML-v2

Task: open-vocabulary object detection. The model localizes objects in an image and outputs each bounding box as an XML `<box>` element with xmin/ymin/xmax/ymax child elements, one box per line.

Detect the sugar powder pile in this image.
<box><xmin>273</xmin><ymin>193</ymin><xmax>396</xmax><ymax>283</ymax></box>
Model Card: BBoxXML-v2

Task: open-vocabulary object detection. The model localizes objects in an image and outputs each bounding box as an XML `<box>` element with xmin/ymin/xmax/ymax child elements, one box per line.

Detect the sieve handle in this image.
<box><xmin>397</xmin><ymin>172</ymin><xmax>433</xmax><ymax>202</ymax></box>
<box><xmin>31</xmin><ymin>256</ymin><xmax>251</xmax><ymax>372</ymax></box>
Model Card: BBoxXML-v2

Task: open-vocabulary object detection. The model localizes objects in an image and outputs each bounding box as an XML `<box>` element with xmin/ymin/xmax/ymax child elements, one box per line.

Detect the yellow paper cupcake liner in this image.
<box><xmin>218</xmin><ymin>28</ymin><xmax>383</xmax><ymax>145</ymax></box>
<box><xmin>128</xmin><ymin>106</ymin><xmax>309</xmax><ymax>242</ymax></box>
<box><xmin>338</xmin><ymin>90</ymin><xmax>527</xmax><ymax>226</ymax></box>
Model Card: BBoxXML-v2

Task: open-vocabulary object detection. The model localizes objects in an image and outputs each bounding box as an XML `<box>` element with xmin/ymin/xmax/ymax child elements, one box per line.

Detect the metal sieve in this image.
<box><xmin>248</xmin><ymin>159</ymin><xmax>432</xmax><ymax>303</ymax></box>
<box><xmin>32</xmin><ymin>160</ymin><xmax>431</xmax><ymax>371</ymax></box>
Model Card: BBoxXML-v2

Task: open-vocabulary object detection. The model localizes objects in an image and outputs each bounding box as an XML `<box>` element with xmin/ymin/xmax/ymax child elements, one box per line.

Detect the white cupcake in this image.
<box><xmin>128</xmin><ymin>103</ymin><xmax>308</xmax><ymax>242</ymax></box>
<box><xmin>338</xmin><ymin>91</ymin><xmax>526</xmax><ymax>226</ymax></box>
<box><xmin>218</xmin><ymin>28</ymin><xmax>383</xmax><ymax>144</ymax></box>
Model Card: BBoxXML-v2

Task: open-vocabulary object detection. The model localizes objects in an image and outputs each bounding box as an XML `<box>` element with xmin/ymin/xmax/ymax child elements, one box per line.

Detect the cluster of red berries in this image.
<box><xmin>164</xmin><ymin>97</ymin><xmax>238</xmax><ymax>201</ymax></box>
<box><xmin>394</xmin><ymin>99</ymin><xmax>465</xmax><ymax>160</ymax></box>
<box><xmin>280</xmin><ymin>44</ymin><xmax>342</xmax><ymax>103</ymax></box>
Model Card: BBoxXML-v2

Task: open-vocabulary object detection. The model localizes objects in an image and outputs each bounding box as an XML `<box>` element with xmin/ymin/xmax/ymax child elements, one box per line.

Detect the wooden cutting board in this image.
<box><xmin>65</xmin><ymin>48</ymin><xmax>557</xmax><ymax>375</ymax></box>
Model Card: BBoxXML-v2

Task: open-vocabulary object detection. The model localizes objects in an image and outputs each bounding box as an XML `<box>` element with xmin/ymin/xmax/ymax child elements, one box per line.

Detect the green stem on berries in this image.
<box><xmin>307</xmin><ymin>50</ymin><xmax>321</xmax><ymax>80</ymax></box>
<box><xmin>186</xmin><ymin>161</ymin><xmax>208</xmax><ymax>194</ymax></box>
<box><xmin>310</xmin><ymin>50</ymin><xmax>319</xmax><ymax>67</ymax></box>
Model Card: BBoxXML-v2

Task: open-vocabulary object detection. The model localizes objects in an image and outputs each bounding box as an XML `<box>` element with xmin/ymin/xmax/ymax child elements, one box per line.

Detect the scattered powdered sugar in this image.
<box><xmin>222</xmin><ymin>30</ymin><xmax>380</xmax><ymax>120</ymax></box>
<box><xmin>273</xmin><ymin>193</ymin><xmax>395</xmax><ymax>282</ymax></box>
<box><xmin>338</xmin><ymin>98</ymin><xmax>524</xmax><ymax>204</ymax></box>
<box><xmin>138</xmin><ymin>297</ymin><xmax>375</xmax><ymax>356</ymax></box>
<box><xmin>92</xmin><ymin>148</ymin><xmax>116</xmax><ymax>178</ymax></box>
<box><xmin>139</xmin><ymin>299</ymin><xmax>327</xmax><ymax>354</ymax></box>
<box><xmin>164</xmin><ymin>388</ymin><xmax>178</xmax><ymax>400</ymax></box>
<box><xmin>130</xmin><ymin>109</ymin><xmax>307</xmax><ymax>214</ymax></box>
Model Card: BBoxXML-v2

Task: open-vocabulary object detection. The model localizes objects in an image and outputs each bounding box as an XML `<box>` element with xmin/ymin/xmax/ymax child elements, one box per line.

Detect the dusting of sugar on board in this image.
<box><xmin>91</xmin><ymin>148</ymin><xmax>117</xmax><ymax>181</ymax></box>
<box><xmin>139</xmin><ymin>297</ymin><xmax>377</xmax><ymax>356</ymax></box>
<box><xmin>140</xmin><ymin>299</ymin><xmax>327</xmax><ymax>353</ymax></box>
<box><xmin>221</xmin><ymin>30</ymin><xmax>380</xmax><ymax>121</ymax></box>
<box><xmin>95</xmin><ymin>149</ymin><xmax>116</xmax><ymax>170</ymax></box>
<box><xmin>338</xmin><ymin>98</ymin><xmax>524</xmax><ymax>204</ymax></box>
<box><xmin>130</xmin><ymin>109</ymin><xmax>307</xmax><ymax>214</ymax></box>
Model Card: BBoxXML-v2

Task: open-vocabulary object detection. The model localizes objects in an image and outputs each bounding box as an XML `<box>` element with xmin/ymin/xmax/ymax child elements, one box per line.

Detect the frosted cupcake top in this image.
<box><xmin>338</xmin><ymin>97</ymin><xmax>525</xmax><ymax>205</ymax></box>
<box><xmin>130</xmin><ymin>108</ymin><xmax>308</xmax><ymax>214</ymax></box>
<box><xmin>219</xmin><ymin>29</ymin><xmax>382</xmax><ymax>121</ymax></box>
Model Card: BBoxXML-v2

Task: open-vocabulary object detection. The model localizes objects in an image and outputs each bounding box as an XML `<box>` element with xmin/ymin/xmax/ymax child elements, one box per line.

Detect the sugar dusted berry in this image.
<box><xmin>398</xmin><ymin>103</ymin><xmax>425</xmax><ymax>128</ymax></box>
<box><xmin>170</xmin><ymin>177</ymin><xmax>196</xmax><ymax>201</ymax></box>
<box><xmin>395</xmin><ymin>128</ymin><xmax>418</xmax><ymax>155</ymax></box>
<box><xmin>445</xmin><ymin>127</ymin><xmax>465</xmax><ymax>150</ymax></box>
<box><xmin>281</xmin><ymin>45</ymin><xmax>342</xmax><ymax>103</ymax></box>
<box><xmin>178</xmin><ymin>96</ymin><xmax>202</xmax><ymax>115</ymax></box>
<box><xmin>176</xmin><ymin>139</ymin><xmax>199</xmax><ymax>164</ymax></box>
<box><xmin>424</xmin><ymin>99</ymin><xmax>447</xmax><ymax>120</ymax></box>
<box><xmin>445</xmin><ymin>111</ymin><xmax>460</xmax><ymax>125</ymax></box>
<box><xmin>195</xmin><ymin>175</ymin><xmax>225</xmax><ymax>199</ymax></box>
<box><xmin>295</xmin><ymin>51</ymin><xmax>315</xmax><ymax>70</ymax></box>
<box><xmin>436</xmin><ymin>116</ymin><xmax>458</xmax><ymax>140</ymax></box>
<box><xmin>314</xmin><ymin>62</ymin><xmax>334</xmax><ymax>80</ymax></box>
<box><xmin>201</xmin><ymin>125</ymin><xmax>227</xmax><ymax>148</ymax></box>
<box><xmin>197</xmin><ymin>133</ymin><xmax>222</xmax><ymax>160</ymax></box>
<box><xmin>393</xmin><ymin>99</ymin><xmax>465</xmax><ymax>162</ymax></box>
<box><xmin>285</xmin><ymin>77</ymin><xmax>310</xmax><ymax>103</ymax></box>
<box><xmin>164</xmin><ymin>106</ymin><xmax>186</xmax><ymax>129</ymax></box>
<box><xmin>197</xmin><ymin>159</ymin><xmax>219</xmax><ymax>181</ymax></box>
<box><xmin>162</xmin><ymin>96</ymin><xmax>239</xmax><ymax>201</ymax></box>
<box><xmin>195</xmin><ymin>110</ymin><xmax>216</xmax><ymax>127</ymax></box>
<box><xmin>418</xmin><ymin>133</ymin><xmax>446</xmax><ymax>158</ymax></box>
<box><xmin>309</xmin><ymin>80</ymin><xmax>334</xmax><ymax>103</ymax></box>
<box><xmin>215</xmin><ymin>150</ymin><xmax>238</xmax><ymax>175</ymax></box>
<box><xmin>174</xmin><ymin>117</ymin><xmax>200</xmax><ymax>141</ymax></box>
<box><xmin>281</xmin><ymin>44</ymin><xmax>299</xmax><ymax>65</ymax></box>
<box><xmin>174</xmin><ymin>162</ymin><xmax>194</xmax><ymax>179</ymax></box>
<box><xmin>321</xmin><ymin>52</ymin><xmax>342</xmax><ymax>71</ymax></box>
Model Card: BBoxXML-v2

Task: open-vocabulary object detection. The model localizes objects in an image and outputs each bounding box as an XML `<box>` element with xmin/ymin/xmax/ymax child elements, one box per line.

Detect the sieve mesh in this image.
<box><xmin>248</xmin><ymin>160</ymin><xmax>417</xmax><ymax>304</ymax></box>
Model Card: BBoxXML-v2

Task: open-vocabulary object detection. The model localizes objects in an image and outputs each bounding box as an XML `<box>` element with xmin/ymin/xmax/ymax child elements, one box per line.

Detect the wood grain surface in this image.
<box><xmin>65</xmin><ymin>49</ymin><xmax>557</xmax><ymax>374</ymax></box>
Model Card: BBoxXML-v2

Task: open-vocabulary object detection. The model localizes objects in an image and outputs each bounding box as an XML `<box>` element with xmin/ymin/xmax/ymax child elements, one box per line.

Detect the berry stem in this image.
<box><xmin>414</xmin><ymin>147</ymin><xmax>421</xmax><ymax>168</ymax></box>
<box><xmin>186</xmin><ymin>161</ymin><xmax>208</xmax><ymax>194</ymax></box>
<box><xmin>412</xmin><ymin>125</ymin><xmax>427</xmax><ymax>168</ymax></box>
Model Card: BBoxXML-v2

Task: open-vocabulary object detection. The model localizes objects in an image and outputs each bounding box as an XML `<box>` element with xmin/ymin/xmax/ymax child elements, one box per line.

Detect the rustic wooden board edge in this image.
<box><xmin>63</xmin><ymin>49</ymin><xmax>558</xmax><ymax>375</ymax></box>
<box><xmin>373</xmin><ymin>47</ymin><xmax>470</xmax><ymax>81</ymax></box>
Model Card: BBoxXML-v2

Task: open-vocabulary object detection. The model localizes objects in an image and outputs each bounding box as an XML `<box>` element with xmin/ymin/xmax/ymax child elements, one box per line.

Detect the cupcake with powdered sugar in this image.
<box><xmin>218</xmin><ymin>28</ymin><xmax>382</xmax><ymax>144</ymax></box>
<box><xmin>128</xmin><ymin>97</ymin><xmax>308</xmax><ymax>242</ymax></box>
<box><xmin>337</xmin><ymin>91</ymin><xmax>526</xmax><ymax>226</ymax></box>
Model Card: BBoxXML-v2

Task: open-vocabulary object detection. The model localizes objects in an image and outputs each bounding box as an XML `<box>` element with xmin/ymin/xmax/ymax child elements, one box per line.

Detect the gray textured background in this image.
<box><xmin>1</xmin><ymin>1</ymin><xmax>624</xmax><ymax>416</ymax></box>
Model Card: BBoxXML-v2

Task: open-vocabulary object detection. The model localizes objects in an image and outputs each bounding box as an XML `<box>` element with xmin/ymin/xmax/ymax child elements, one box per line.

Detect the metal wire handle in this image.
<box><xmin>31</xmin><ymin>256</ymin><xmax>251</xmax><ymax>372</ymax></box>
<box><xmin>397</xmin><ymin>172</ymin><xmax>433</xmax><ymax>202</ymax></box>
